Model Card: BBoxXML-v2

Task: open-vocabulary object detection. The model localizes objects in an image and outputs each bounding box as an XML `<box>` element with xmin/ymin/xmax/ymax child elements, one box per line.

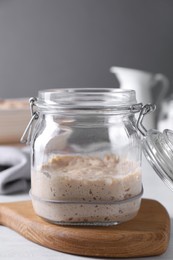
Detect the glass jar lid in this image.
<box><xmin>137</xmin><ymin>104</ymin><xmax>173</xmax><ymax>191</ymax></box>
<box><xmin>143</xmin><ymin>129</ymin><xmax>173</xmax><ymax>191</ymax></box>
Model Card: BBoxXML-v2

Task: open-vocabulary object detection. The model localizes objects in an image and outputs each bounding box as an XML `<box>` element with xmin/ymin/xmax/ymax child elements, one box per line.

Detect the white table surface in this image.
<box><xmin>0</xmin><ymin>155</ymin><xmax>173</xmax><ymax>260</ymax></box>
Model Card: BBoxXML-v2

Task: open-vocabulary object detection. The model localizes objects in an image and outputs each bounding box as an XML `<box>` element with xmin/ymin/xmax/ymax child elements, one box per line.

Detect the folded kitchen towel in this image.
<box><xmin>0</xmin><ymin>146</ymin><xmax>30</xmax><ymax>194</ymax></box>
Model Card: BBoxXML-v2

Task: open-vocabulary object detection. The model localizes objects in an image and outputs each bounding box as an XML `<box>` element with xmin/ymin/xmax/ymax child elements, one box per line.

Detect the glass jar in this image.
<box><xmin>21</xmin><ymin>88</ymin><xmax>148</xmax><ymax>226</ymax></box>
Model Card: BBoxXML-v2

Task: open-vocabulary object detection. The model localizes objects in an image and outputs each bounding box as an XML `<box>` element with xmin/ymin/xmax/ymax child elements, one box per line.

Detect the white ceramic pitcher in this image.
<box><xmin>110</xmin><ymin>67</ymin><xmax>169</xmax><ymax>129</ymax></box>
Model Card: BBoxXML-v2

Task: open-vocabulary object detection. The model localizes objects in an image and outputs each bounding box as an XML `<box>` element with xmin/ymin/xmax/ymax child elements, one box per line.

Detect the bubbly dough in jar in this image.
<box><xmin>31</xmin><ymin>154</ymin><xmax>142</xmax><ymax>224</ymax></box>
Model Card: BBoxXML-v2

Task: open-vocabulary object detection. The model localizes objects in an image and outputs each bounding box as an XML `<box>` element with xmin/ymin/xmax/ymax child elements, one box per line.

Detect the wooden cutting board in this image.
<box><xmin>0</xmin><ymin>199</ymin><xmax>170</xmax><ymax>258</ymax></box>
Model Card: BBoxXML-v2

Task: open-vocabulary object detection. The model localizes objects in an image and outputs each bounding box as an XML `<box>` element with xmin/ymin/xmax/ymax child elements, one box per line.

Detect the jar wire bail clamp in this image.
<box><xmin>20</xmin><ymin>97</ymin><xmax>39</xmax><ymax>144</ymax></box>
<box><xmin>136</xmin><ymin>104</ymin><xmax>156</xmax><ymax>136</ymax></box>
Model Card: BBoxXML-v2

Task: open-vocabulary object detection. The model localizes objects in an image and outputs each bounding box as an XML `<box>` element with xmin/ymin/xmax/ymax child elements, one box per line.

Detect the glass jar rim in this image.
<box><xmin>36</xmin><ymin>88</ymin><xmax>138</xmax><ymax>114</ymax></box>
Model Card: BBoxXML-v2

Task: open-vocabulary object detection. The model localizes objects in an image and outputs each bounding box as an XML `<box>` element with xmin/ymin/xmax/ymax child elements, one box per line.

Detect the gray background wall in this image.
<box><xmin>0</xmin><ymin>0</ymin><xmax>173</xmax><ymax>98</ymax></box>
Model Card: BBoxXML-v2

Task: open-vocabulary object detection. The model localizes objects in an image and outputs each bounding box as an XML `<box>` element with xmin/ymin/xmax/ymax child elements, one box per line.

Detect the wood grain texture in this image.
<box><xmin>0</xmin><ymin>199</ymin><xmax>170</xmax><ymax>258</ymax></box>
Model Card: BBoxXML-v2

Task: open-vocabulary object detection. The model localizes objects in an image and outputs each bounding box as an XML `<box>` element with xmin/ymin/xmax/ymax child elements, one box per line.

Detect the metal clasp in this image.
<box><xmin>137</xmin><ymin>104</ymin><xmax>156</xmax><ymax>136</ymax></box>
<box><xmin>130</xmin><ymin>103</ymin><xmax>143</xmax><ymax>113</ymax></box>
<box><xmin>20</xmin><ymin>97</ymin><xmax>39</xmax><ymax>144</ymax></box>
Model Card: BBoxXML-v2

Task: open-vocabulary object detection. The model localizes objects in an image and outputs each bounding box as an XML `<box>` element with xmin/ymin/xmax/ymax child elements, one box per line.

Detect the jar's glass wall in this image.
<box><xmin>30</xmin><ymin>105</ymin><xmax>142</xmax><ymax>225</ymax></box>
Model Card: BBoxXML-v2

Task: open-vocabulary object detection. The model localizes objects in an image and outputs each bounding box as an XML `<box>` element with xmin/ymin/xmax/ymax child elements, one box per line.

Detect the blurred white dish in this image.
<box><xmin>0</xmin><ymin>98</ymin><xmax>30</xmax><ymax>144</ymax></box>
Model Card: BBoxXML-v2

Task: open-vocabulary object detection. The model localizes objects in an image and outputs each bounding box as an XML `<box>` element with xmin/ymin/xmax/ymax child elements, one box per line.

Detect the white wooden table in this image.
<box><xmin>0</xmin><ymin>155</ymin><xmax>173</xmax><ymax>260</ymax></box>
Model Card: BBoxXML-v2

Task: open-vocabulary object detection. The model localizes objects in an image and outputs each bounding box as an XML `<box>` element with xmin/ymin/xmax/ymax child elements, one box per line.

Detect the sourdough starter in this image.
<box><xmin>31</xmin><ymin>154</ymin><xmax>142</xmax><ymax>224</ymax></box>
